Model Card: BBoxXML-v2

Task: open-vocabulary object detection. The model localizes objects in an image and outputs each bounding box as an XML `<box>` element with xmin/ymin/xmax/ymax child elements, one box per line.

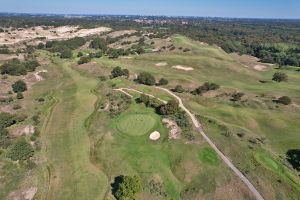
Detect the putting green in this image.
<box><xmin>116</xmin><ymin>113</ymin><xmax>157</xmax><ymax>136</ymax></box>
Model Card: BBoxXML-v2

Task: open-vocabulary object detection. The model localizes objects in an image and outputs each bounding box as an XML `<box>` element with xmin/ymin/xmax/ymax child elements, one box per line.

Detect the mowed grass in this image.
<box><xmin>116</xmin><ymin>113</ymin><xmax>157</xmax><ymax>136</ymax></box>
<box><xmin>39</xmin><ymin>58</ymin><xmax>108</xmax><ymax>200</ymax></box>
<box><xmin>198</xmin><ymin>147</ymin><xmax>220</xmax><ymax>166</ymax></box>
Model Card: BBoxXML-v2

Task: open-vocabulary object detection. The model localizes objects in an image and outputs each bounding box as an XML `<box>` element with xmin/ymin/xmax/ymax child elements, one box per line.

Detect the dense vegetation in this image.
<box><xmin>1</xmin><ymin>15</ymin><xmax>299</xmax><ymax>66</ymax></box>
<box><xmin>0</xmin><ymin>58</ymin><xmax>40</xmax><ymax>75</ymax></box>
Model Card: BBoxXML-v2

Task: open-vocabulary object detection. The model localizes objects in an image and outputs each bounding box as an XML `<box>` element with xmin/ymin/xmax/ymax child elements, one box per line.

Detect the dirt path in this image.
<box><xmin>115</xmin><ymin>86</ymin><xmax>264</xmax><ymax>200</ymax></box>
<box><xmin>41</xmin><ymin>61</ymin><xmax>108</xmax><ymax>200</ymax></box>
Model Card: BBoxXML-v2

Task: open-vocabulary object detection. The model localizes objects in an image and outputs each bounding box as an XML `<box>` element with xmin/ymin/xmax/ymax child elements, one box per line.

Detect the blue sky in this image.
<box><xmin>1</xmin><ymin>0</ymin><xmax>299</xmax><ymax>19</ymax></box>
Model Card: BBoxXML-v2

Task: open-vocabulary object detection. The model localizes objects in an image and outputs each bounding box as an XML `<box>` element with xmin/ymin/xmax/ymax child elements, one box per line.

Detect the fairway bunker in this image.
<box><xmin>149</xmin><ymin>131</ymin><xmax>161</xmax><ymax>141</ymax></box>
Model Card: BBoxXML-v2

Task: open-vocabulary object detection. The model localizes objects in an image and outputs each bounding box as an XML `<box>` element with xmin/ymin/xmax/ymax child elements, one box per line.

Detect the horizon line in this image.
<box><xmin>1</xmin><ymin>12</ymin><xmax>300</xmax><ymax>20</ymax></box>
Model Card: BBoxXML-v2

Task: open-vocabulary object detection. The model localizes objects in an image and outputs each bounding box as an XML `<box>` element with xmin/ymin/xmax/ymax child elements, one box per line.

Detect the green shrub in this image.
<box><xmin>12</xmin><ymin>80</ymin><xmax>27</xmax><ymax>93</ymax></box>
<box><xmin>192</xmin><ymin>82</ymin><xmax>220</xmax><ymax>95</ymax></box>
<box><xmin>158</xmin><ymin>100</ymin><xmax>179</xmax><ymax>115</ymax></box>
<box><xmin>272</xmin><ymin>72</ymin><xmax>288</xmax><ymax>82</ymax></box>
<box><xmin>172</xmin><ymin>85</ymin><xmax>185</xmax><ymax>93</ymax></box>
<box><xmin>114</xmin><ymin>175</ymin><xmax>142</xmax><ymax>200</ymax></box>
<box><xmin>60</xmin><ymin>48</ymin><xmax>72</xmax><ymax>58</ymax></box>
<box><xmin>157</xmin><ymin>78</ymin><xmax>168</xmax><ymax>86</ymax></box>
<box><xmin>78</xmin><ymin>56</ymin><xmax>91</xmax><ymax>65</ymax></box>
<box><xmin>277</xmin><ymin>96</ymin><xmax>292</xmax><ymax>105</ymax></box>
<box><xmin>111</xmin><ymin>67</ymin><xmax>129</xmax><ymax>78</ymax></box>
<box><xmin>137</xmin><ymin>72</ymin><xmax>156</xmax><ymax>86</ymax></box>
<box><xmin>7</xmin><ymin>138</ymin><xmax>34</xmax><ymax>161</ymax></box>
<box><xmin>0</xmin><ymin>112</ymin><xmax>17</xmax><ymax>129</ymax></box>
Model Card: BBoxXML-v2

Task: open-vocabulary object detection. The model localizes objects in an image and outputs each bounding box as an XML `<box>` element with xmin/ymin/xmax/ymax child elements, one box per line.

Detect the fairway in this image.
<box><xmin>116</xmin><ymin>113</ymin><xmax>156</xmax><ymax>136</ymax></box>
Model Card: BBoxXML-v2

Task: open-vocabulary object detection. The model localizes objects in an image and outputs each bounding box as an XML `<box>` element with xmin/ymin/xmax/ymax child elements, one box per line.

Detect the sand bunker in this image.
<box><xmin>34</xmin><ymin>70</ymin><xmax>48</xmax><ymax>81</ymax></box>
<box><xmin>155</xmin><ymin>62</ymin><xmax>168</xmax><ymax>67</ymax></box>
<box><xmin>149</xmin><ymin>131</ymin><xmax>161</xmax><ymax>141</ymax></box>
<box><xmin>163</xmin><ymin>119</ymin><xmax>181</xmax><ymax>139</ymax></box>
<box><xmin>254</xmin><ymin>65</ymin><xmax>267</xmax><ymax>71</ymax></box>
<box><xmin>172</xmin><ymin>65</ymin><xmax>194</xmax><ymax>71</ymax></box>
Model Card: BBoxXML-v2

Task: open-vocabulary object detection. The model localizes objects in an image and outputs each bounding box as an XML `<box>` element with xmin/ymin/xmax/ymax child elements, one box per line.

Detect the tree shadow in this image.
<box><xmin>111</xmin><ymin>175</ymin><xmax>124</xmax><ymax>197</ymax></box>
<box><xmin>286</xmin><ymin>149</ymin><xmax>300</xmax><ymax>171</ymax></box>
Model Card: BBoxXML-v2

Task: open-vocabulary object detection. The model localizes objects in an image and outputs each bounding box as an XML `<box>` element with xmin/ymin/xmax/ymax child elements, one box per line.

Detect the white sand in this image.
<box><xmin>172</xmin><ymin>65</ymin><xmax>194</xmax><ymax>71</ymax></box>
<box><xmin>155</xmin><ymin>62</ymin><xmax>168</xmax><ymax>67</ymax></box>
<box><xmin>254</xmin><ymin>65</ymin><xmax>267</xmax><ymax>71</ymax></box>
<box><xmin>149</xmin><ymin>131</ymin><xmax>161</xmax><ymax>141</ymax></box>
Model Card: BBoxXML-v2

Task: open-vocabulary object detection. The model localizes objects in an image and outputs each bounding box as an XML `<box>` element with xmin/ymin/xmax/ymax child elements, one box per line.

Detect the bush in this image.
<box><xmin>172</xmin><ymin>85</ymin><xmax>185</xmax><ymax>93</ymax></box>
<box><xmin>111</xmin><ymin>67</ymin><xmax>129</xmax><ymax>78</ymax></box>
<box><xmin>114</xmin><ymin>175</ymin><xmax>142</xmax><ymax>200</ymax></box>
<box><xmin>192</xmin><ymin>82</ymin><xmax>220</xmax><ymax>95</ymax></box>
<box><xmin>272</xmin><ymin>72</ymin><xmax>288</xmax><ymax>82</ymax></box>
<box><xmin>158</xmin><ymin>100</ymin><xmax>180</xmax><ymax>115</ymax></box>
<box><xmin>12</xmin><ymin>80</ymin><xmax>27</xmax><ymax>93</ymax></box>
<box><xmin>90</xmin><ymin>38</ymin><xmax>107</xmax><ymax>51</ymax></box>
<box><xmin>157</xmin><ymin>78</ymin><xmax>168</xmax><ymax>86</ymax></box>
<box><xmin>137</xmin><ymin>72</ymin><xmax>156</xmax><ymax>86</ymax></box>
<box><xmin>276</xmin><ymin>96</ymin><xmax>292</xmax><ymax>105</ymax></box>
<box><xmin>60</xmin><ymin>48</ymin><xmax>72</xmax><ymax>58</ymax></box>
<box><xmin>7</xmin><ymin>137</ymin><xmax>34</xmax><ymax>161</ymax></box>
<box><xmin>231</xmin><ymin>92</ymin><xmax>245</xmax><ymax>101</ymax></box>
<box><xmin>78</xmin><ymin>56</ymin><xmax>91</xmax><ymax>65</ymax></box>
<box><xmin>0</xmin><ymin>58</ymin><xmax>40</xmax><ymax>75</ymax></box>
<box><xmin>77</xmin><ymin>52</ymin><xmax>83</xmax><ymax>57</ymax></box>
<box><xmin>0</xmin><ymin>112</ymin><xmax>17</xmax><ymax>129</ymax></box>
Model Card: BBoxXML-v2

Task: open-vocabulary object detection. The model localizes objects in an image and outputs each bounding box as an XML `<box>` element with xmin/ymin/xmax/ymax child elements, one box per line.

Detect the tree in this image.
<box><xmin>111</xmin><ymin>67</ymin><xmax>123</xmax><ymax>78</ymax></box>
<box><xmin>277</xmin><ymin>96</ymin><xmax>292</xmax><ymax>105</ymax></box>
<box><xmin>137</xmin><ymin>72</ymin><xmax>156</xmax><ymax>86</ymax></box>
<box><xmin>172</xmin><ymin>85</ymin><xmax>185</xmax><ymax>93</ymax></box>
<box><xmin>24</xmin><ymin>59</ymin><xmax>40</xmax><ymax>72</ymax></box>
<box><xmin>12</xmin><ymin>80</ymin><xmax>27</xmax><ymax>93</ymax></box>
<box><xmin>7</xmin><ymin>137</ymin><xmax>34</xmax><ymax>161</ymax></box>
<box><xmin>158</xmin><ymin>100</ymin><xmax>180</xmax><ymax>115</ymax></box>
<box><xmin>272</xmin><ymin>72</ymin><xmax>288</xmax><ymax>82</ymax></box>
<box><xmin>157</xmin><ymin>78</ymin><xmax>168</xmax><ymax>86</ymax></box>
<box><xmin>114</xmin><ymin>175</ymin><xmax>142</xmax><ymax>200</ymax></box>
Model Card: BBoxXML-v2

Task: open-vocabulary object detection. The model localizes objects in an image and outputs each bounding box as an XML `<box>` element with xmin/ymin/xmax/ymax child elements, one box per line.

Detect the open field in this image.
<box><xmin>0</xmin><ymin>24</ymin><xmax>299</xmax><ymax>200</ymax></box>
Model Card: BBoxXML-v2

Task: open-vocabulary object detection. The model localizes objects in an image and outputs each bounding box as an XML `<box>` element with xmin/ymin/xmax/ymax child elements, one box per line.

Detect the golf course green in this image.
<box><xmin>116</xmin><ymin>113</ymin><xmax>157</xmax><ymax>136</ymax></box>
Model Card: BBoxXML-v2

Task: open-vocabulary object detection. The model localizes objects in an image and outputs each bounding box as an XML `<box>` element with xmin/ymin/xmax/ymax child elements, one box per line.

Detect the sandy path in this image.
<box><xmin>155</xmin><ymin>87</ymin><xmax>264</xmax><ymax>200</ymax></box>
<box><xmin>114</xmin><ymin>86</ymin><xmax>264</xmax><ymax>200</ymax></box>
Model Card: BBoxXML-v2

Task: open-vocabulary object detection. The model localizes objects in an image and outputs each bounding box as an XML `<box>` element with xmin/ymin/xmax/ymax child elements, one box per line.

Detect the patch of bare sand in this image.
<box><xmin>254</xmin><ymin>64</ymin><xmax>267</xmax><ymax>71</ymax></box>
<box><xmin>12</xmin><ymin>125</ymin><xmax>35</xmax><ymax>137</ymax></box>
<box><xmin>106</xmin><ymin>30</ymin><xmax>137</xmax><ymax>38</ymax></box>
<box><xmin>155</xmin><ymin>62</ymin><xmax>168</xmax><ymax>67</ymax></box>
<box><xmin>163</xmin><ymin>118</ymin><xmax>181</xmax><ymax>139</ymax></box>
<box><xmin>8</xmin><ymin>187</ymin><xmax>37</xmax><ymax>200</ymax></box>
<box><xmin>149</xmin><ymin>131</ymin><xmax>161</xmax><ymax>141</ymax></box>
<box><xmin>172</xmin><ymin>65</ymin><xmax>194</xmax><ymax>71</ymax></box>
<box><xmin>0</xmin><ymin>26</ymin><xmax>111</xmax><ymax>46</ymax></box>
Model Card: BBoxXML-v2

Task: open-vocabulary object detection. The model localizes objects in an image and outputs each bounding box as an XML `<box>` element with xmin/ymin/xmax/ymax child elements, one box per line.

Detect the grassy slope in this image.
<box><xmin>39</xmin><ymin>58</ymin><xmax>108</xmax><ymax>200</ymax></box>
<box><xmin>85</xmin><ymin>35</ymin><xmax>300</xmax><ymax>199</ymax></box>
